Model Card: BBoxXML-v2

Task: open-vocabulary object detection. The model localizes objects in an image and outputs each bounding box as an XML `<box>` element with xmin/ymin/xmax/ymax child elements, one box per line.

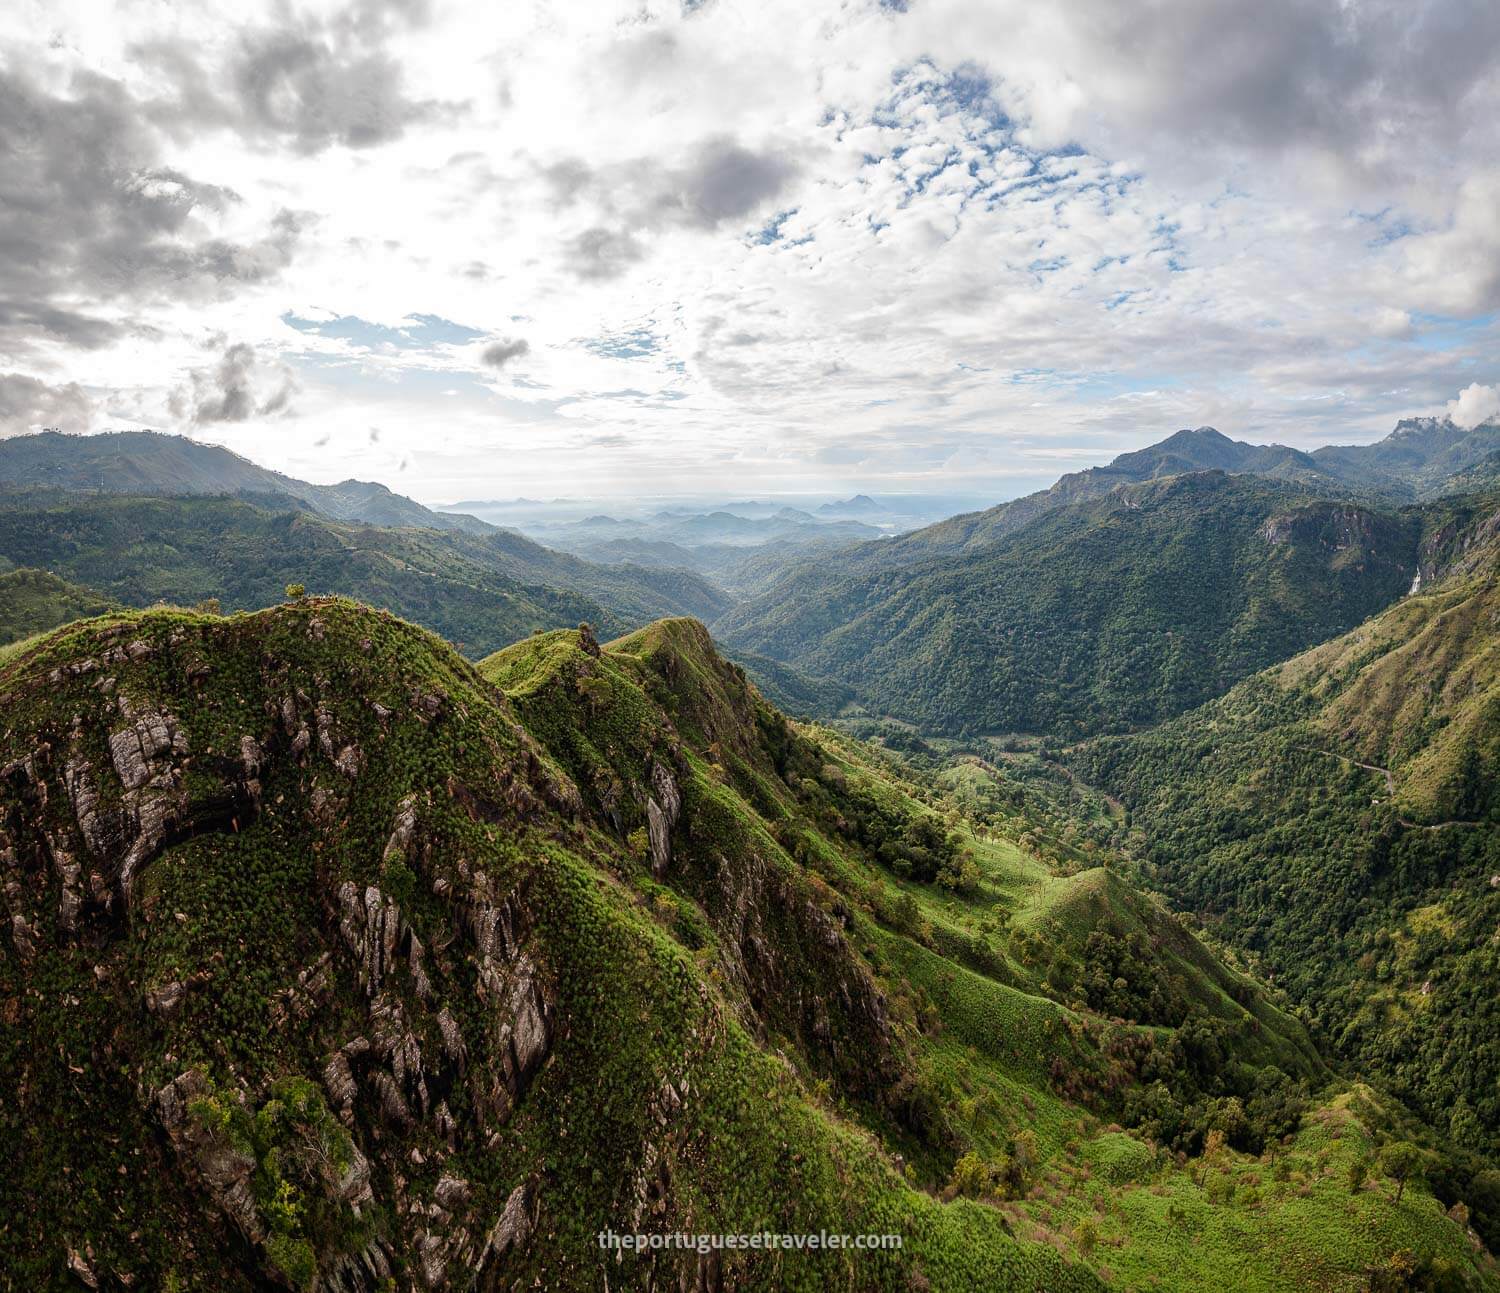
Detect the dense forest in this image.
<box><xmin>1071</xmin><ymin>566</ymin><xmax>1500</xmax><ymax>1214</ymax></box>
<box><xmin>720</xmin><ymin>472</ymin><xmax>1424</xmax><ymax>736</ymax></box>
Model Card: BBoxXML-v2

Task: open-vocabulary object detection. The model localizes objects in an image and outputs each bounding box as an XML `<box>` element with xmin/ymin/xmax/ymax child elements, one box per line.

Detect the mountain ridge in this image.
<box><xmin>0</xmin><ymin>489</ymin><xmax>729</xmax><ymax>656</ymax></box>
<box><xmin>0</xmin><ymin>597</ymin><xmax>1485</xmax><ymax>1288</ymax></box>
<box><xmin>0</xmin><ymin>430</ymin><xmax>496</xmax><ymax>535</ymax></box>
<box><xmin>718</xmin><ymin>471</ymin><xmax>1431</xmax><ymax>736</ymax></box>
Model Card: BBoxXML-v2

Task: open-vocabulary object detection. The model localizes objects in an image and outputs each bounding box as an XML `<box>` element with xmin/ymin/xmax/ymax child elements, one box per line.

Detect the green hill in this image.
<box><xmin>0</xmin><ymin>567</ymin><xmax>120</xmax><ymax>647</ymax></box>
<box><xmin>720</xmin><ymin>472</ymin><xmax>1424</xmax><ymax>736</ymax></box>
<box><xmin>1071</xmin><ymin>509</ymin><xmax>1500</xmax><ymax>1203</ymax></box>
<box><xmin>0</xmin><ymin>600</ymin><xmax>1488</xmax><ymax>1289</ymax></box>
<box><xmin>0</xmin><ymin>490</ymin><xmax>728</xmax><ymax>656</ymax></box>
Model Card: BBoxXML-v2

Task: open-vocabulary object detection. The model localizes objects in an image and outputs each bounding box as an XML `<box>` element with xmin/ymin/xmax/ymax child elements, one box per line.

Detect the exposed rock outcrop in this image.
<box><xmin>156</xmin><ymin>1070</ymin><xmax>265</xmax><ymax>1245</ymax></box>
<box><xmin>645</xmin><ymin>760</ymin><xmax>682</xmax><ymax>879</ymax></box>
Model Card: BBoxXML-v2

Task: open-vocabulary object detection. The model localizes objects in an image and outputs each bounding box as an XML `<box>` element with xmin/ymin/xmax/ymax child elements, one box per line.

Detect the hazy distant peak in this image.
<box><xmin>0</xmin><ymin>430</ymin><xmax>495</xmax><ymax>535</ymax></box>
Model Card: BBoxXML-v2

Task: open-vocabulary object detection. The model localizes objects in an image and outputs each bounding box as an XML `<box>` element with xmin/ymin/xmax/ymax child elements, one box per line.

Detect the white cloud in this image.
<box><xmin>1447</xmin><ymin>382</ymin><xmax>1500</xmax><ymax>430</ymax></box>
<box><xmin>0</xmin><ymin>0</ymin><xmax>1495</xmax><ymax>498</ymax></box>
<box><xmin>0</xmin><ymin>373</ymin><xmax>96</xmax><ymax>436</ymax></box>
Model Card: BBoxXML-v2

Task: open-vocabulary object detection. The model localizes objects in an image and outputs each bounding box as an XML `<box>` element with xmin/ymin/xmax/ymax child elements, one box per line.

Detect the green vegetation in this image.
<box><xmin>720</xmin><ymin>472</ymin><xmax>1423</xmax><ymax>736</ymax></box>
<box><xmin>1071</xmin><ymin>553</ymin><xmax>1500</xmax><ymax>1249</ymax></box>
<box><xmin>725</xmin><ymin>646</ymin><xmax>859</xmax><ymax>719</ymax></box>
<box><xmin>0</xmin><ymin>601</ymin><xmax>1487</xmax><ymax>1288</ymax></box>
<box><xmin>0</xmin><ymin>489</ymin><xmax>727</xmax><ymax>656</ymax></box>
<box><xmin>0</xmin><ymin>566</ymin><xmax>119</xmax><ymax>646</ymax></box>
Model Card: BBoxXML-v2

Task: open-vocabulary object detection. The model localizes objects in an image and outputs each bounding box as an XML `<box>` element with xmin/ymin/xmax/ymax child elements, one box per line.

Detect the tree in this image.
<box><xmin>947</xmin><ymin>1152</ymin><xmax>993</xmax><ymax>1200</ymax></box>
<box><xmin>1073</xmin><ymin>1217</ymin><xmax>1098</xmax><ymax>1256</ymax></box>
<box><xmin>284</xmin><ymin>583</ymin><xmax>306</xmax><ymax>600</ymax></box>
<box><xmin>1000</xmin><ymin>1130</ymin><xmax>1040</xmax><ymax>1196</ymax></box>
<box><xmin>1379</xmin><ymin>1142</ymin><xmax>1423</xmax><ymax>1205</ymax></box>
<box><xmin>1348</xmin><ymin>1156</ymin><xmax>1369</xmax><ymax>1194</ymax></box>
<box><xmin>1195</xmin><ymin>1128</ymin><xmax>1226</xmax><ymax>1187</ymax></box>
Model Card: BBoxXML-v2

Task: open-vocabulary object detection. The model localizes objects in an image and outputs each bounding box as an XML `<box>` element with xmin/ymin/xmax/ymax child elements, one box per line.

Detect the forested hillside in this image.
<box><xmin>1072</xmin><ymin>509</ymin><xmax>1500</xmax><ymax>1189</ymax></box>
<box><xmin>720</xmin><ymin>472</ymin><xmax>1424</xmax><ymax>736</ymax></box>
<box><xmin>0</xmin><ymin>490</ymin><xmax>727</xmax><ymax>655</ymax></box>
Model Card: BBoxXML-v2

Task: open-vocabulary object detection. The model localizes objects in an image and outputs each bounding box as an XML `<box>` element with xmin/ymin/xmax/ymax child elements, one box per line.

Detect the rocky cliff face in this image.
<box><xmin>479</xmin><ymin>618</ymin><xmax>918</xmax><ymax>1116</ymax></box>
<box><xmin>1</xmin><ymin>600</ymin><xmax>1067</xmax><ymax>1292</ymax></box>
<box><xmin>0</xmin><ymin>604</ymin><xmax>582</xmax><ymax>1290</ymax></box>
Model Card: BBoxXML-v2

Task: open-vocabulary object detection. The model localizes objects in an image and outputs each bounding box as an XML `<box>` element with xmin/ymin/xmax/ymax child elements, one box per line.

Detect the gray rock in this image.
<box><xmin>156</xmin><ymin>1071</ymin><xmax>264</xmax><ymax>1244</ymax></box>
<box><xmin>476</xmin><ymin>1181</ymin><xmax>534</xmax><ymax>1273</ymax></box>
<box><xmin>435</xmin><ymin>1174</ymin><xmax>471</xmax><ymax>1209</ymax></box>
<box><xmin>146</xmin><ymin>979</ymin><xmax>186</xmax><ymax>1017</ymax></box>
<box><xmin>323</xmin><ymin>1051</ymin><xmax>359</xmax><ymax>1125</ymax></box>
<box><xmin>646</xmin><ymin>761</ymin><xmax>681</xmax><ymax>879</ymax></box>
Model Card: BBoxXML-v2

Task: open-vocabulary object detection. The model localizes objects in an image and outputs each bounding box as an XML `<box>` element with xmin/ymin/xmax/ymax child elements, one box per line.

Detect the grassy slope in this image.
<box><xmin>0</xmin><ymin>604</ymin><xmax>1486</xmax><ymax>1289</ymax></box>
<box><xmin>0</xmin><ymin>604</ymin><xmax>1092</xmax><ymax>1291</ymax></box>
<box><xmin>489</xmin><ymin>623</ymin><xmax>1489</xmax><ymax>1289</ymax></box>
<box><xmin>1279</xmin><ymin>570</ymin><xmax>1500</xmax><ymax>822</ymax></box>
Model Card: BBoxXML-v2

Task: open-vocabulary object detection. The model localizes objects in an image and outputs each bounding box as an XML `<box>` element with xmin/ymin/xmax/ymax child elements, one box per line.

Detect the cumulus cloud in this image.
<box><xmin>138</xmin><ymin>2</ymin><xmax>444</xmax><ymax>154</ymax></box>
<box><xmin>647</xmin><ymin>137</ymin><xmax>799</xmax><ymax>230</ymax></box>
<box><xmin>894</xmin><ymin>0</ymin><xmax>1500</xmax><ymax>197</ymax></box>
<box><xmin>169</xmin><ymin>341</ymin><xmax>298</xmax><ymax>427</ymax></box>
<box><xmin>230</xmin><ymin>29</ymin><xmax>437</xmax><ymax>153</ymax></box>
<box><xmin>1399</xmin><ymin>171</ymin><xmax>1500</xmax><ymax>317</ymax></box>
<box><xmin>1447</xmin><ymin>383</ymin><xmax>1500</xmax><ymax>430</ymax></box>
<box><xmin>0</xmin><ymin>373</ymin><xmax>95</xmax><ymax>436</ymax></box>
<box><xmin>3</xmin><ymin>0</ymin><xmax>1499</xmax><ymax>498</ymax></box>
<box><xmin>538</xmin><ymin>136</ymin><xmax>799</xmax><ymax>276</ymax></box>
<box><xmin>0</xmin><ymin>66</ymin><xmax>306</xmax><ymax>364</ymax></box>
<box><xmin>565</xmin><ymin>227</ymin><xmax>647</xmax><ymax>281</ymax></box>
<box><xmin>481</xmin><ymin>337</ymin><xmax>530</xmax><ymax>369</ymax></box>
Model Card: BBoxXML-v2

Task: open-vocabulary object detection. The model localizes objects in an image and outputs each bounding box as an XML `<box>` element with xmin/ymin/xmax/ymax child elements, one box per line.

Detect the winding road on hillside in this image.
<box><xmin>1296</xmin><ymin>746</ymin><xmax>1486</xmax><ymax>830</ymax></box>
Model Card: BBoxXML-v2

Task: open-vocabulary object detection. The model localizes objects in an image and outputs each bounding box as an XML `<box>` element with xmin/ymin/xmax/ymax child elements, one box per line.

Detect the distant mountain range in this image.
<box><xmin>440</xmin><ymin>491</ymin><xmax>978</xmax><ymax>589</ymax></box>
<box><xmin>7</xmin><ymin>417</ymin><xmax>1499</xmax><ymax>735</ymax></box>
<box><xmin>820</xmin><ymin>420</ymin><xmax>1500</xmax><ymax>573</ymax></box>
<box><xmin>0</xmin><ymin>430</ymin><xmax>494</xmax><ymax>534</ymax></box>
<box><xmin>715</xmin><ymin>416</ymin><xmax>1500</xmax><ymax>736</ymax></box>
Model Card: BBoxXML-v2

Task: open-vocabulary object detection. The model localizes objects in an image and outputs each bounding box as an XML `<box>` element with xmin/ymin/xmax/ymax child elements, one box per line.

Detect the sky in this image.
<box><xmin>1</xmin><ymin>0</ymin><xmax>1498</xmax><ymax>503</ymax></box>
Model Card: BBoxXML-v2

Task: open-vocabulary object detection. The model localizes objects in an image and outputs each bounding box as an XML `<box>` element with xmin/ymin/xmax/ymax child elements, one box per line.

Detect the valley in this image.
<box><xmin>8</xmin><ymin>6</ymin><xmax>1498</xmax><ymax>1287</ymax></box>
<box><xmin>0</xmin><ymin>417</ymin><xmax>1497</xmax><ymax>1291</ymax></box>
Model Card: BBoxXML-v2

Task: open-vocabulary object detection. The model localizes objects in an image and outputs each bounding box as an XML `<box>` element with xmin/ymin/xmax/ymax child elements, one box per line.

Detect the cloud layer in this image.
<box><xmin>0</xmin><ymin>0</ymin><xmax>1495</xmax><ymax>498</ymax></box>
